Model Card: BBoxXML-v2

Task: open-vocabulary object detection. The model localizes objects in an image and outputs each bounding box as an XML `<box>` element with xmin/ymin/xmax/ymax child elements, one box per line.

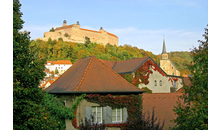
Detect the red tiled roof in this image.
<box><xmin>47</xmin><ymin>60</ymin><xmax>72</xmax><ymax>65</ymax></box>
<box><xmin>55</xmin><ymin>24</ymin><xmax>74</xmax><ymax>31</ymax></box>
<box><xmin>142</xmin><ymin>93</ymin><xmax>183</xmax><ymax>129</ymax></box>
<box><xmin>45</xmin><ymin>56</ymin><xmax>144</xmax><ymax>94</ymax></box>
<box><xmin>80</xmin><ymin>28</ymin><xmax>101</xmax><ymax>33</ymax></box>
<box><xmin>112</xmin><ymin>57</ymin><xmax>149</xmax><ymax>74</ymax></box>
<box><xmin>99</xmin><ymin>60</ymin><xmax>116</xmax><ymax>69</ymax></box>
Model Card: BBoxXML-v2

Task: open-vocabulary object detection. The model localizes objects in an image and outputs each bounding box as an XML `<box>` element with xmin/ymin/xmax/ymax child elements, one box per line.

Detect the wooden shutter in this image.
<box><xmin>85</xmin><ymin>107</ymin><xmax>92</xmax><ymax>122</ymax></box>
<box><xmin>103</xmin><ymin>106</ymin><xmax>112</xmax><ymax>124</ymax></box>
<box><xmin>123</xmin><ymin>107</ymin><xmax>128</xmax><ymax>123</ymax></box>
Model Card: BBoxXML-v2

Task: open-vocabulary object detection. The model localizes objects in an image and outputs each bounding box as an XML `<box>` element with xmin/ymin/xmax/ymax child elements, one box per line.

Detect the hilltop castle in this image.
<box><xmin>36</xmin><ymin>20</ymin><xmax>118</xmax><ymax>46</ymax></box>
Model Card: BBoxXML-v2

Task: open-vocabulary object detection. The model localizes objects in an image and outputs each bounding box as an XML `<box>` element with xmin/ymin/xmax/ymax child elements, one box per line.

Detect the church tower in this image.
<box><xmin>161</xmin><ymin>36</ymin><xmax>168</xmax><ymax>60</ymax></box>
<box><xmin>160</xmin><ymin>36</ymin><xmax>180</xmax><ymax>76</ymax></box>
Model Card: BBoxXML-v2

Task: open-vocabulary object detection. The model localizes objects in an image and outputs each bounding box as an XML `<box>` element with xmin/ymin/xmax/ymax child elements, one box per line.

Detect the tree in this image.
<box><xmin>49</xmin><ymin>27</ymin><xmax>55</xmax><ymax>32</ymax></box>
<box><xmin>13</xmin><ymin>0</ymin><xmax>57</xmax><ymax>129</ymax></box>
<box><xmin>85</xmin><ymin>36</ymin><xmax>91</xmax><ymax>47</ymax></box>
<box><xmin>173</xmin><ymin>26</ymin><xmax>208</xmax><ymax>129</ymax></box>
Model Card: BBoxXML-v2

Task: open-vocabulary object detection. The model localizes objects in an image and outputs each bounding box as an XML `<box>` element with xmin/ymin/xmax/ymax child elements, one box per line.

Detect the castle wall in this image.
<box><xmin>36</xmin><ymin>23</ymin><xmax>118</xmax><ymax>46</ymax></box>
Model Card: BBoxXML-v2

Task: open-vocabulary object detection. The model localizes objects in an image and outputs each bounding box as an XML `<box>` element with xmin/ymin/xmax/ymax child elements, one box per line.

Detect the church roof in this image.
<box><xmin>162</xmin><ymin>36</ymin><xmax>167</xmax><ymax>54</ymax></box>
<box><xmin>45</xmin><ymin>56</ymin><xmax>144</xmax><ymax>94</ymax></box>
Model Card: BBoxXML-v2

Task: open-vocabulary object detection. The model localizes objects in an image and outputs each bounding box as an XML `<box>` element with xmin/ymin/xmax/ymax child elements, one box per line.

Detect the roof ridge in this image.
<box><xmin>74</xmin><ymin>56</ymin><xmax>94</xmax><ymax>91</ymax></box>
<box><xmin>96</xmin><ymin>57</ymin><xmax>143</xmax><ymax>91</ymax></box>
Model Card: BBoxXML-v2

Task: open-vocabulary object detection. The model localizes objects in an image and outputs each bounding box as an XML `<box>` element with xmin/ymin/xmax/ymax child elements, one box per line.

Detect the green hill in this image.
<box><xmin>30</xmin><ymin>39</ymin><xmax>192</xmax><ymax>75</ymax></box>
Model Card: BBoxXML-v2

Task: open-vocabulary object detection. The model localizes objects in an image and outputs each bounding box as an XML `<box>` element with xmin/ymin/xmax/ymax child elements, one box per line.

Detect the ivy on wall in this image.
<box><xmin>121</xmin><ymin>59</ymin><xmax>168</xmax><ymax>93</ymax></box>
<box><xmin>72</xmin><ymin>94</ymin><xmax>143</xmax><ymax>129</ymax></box>
<box><xmin>87</xmin><ymin>94</ymin><xmax>142</xmax><ymax>128</ymax></box>
<box><xmin>44</xmin><ymin>93</ymin><xmax>86</xmax><ymax>129</ymax></box>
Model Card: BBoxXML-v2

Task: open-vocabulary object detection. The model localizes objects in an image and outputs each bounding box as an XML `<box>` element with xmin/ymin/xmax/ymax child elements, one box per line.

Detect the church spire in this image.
<box><xmin>162</xmin><ymin>35</ymin><xmax>166</xmax><ymax>54</ymax></box>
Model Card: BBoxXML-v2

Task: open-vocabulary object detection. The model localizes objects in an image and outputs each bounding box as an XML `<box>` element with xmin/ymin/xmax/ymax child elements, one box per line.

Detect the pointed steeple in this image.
<box><xmin>162</xmin><ymin>35</ymin><xmax>166</xmax><ymax>54</ymax></box>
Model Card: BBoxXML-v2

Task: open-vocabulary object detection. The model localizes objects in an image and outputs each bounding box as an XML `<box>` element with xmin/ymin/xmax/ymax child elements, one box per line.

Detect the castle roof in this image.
<box><xmin>55</xmin><ymin>25</ymin><xmax>118</xmax><ymax>38</ymax></box>
<box><xmin>45</xmin><ymin>56</ymin><xmax>144</xmax><ymax>94</ymax></box>
<box><xmin>47</xmin><ymin>60</ymin><xmax>72</xmax><ymax>65</ymax></box>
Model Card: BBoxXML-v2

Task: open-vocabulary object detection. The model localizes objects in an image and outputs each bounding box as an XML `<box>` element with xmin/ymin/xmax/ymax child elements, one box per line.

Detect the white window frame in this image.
<box><xmin>154</xmin><ymin>80</ymin><xmax>157</xmax><ymax>86</ymax></box>
<box><xmin>112</xmin><ymin>108</ymin><xmax>122</xmax><ymax>123</ymax></box>
<box><xmin>92</xmin><ymin>106</ymin><xmax>102</xmax><ymax>124</ymax></box>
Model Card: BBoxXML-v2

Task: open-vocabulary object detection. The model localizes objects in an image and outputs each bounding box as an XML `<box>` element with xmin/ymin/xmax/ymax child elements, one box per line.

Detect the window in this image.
<box><xmin>61</xmin><ymin>67</ymin><xmax>63</xmax><ymax>69</ymax></box>
<box><xmin>160</xmin><ymin>80</ymin><xmax>162</xmax><ymax>86</ymax></box>
<box><xmin>154</xmin><ymin>80</ymin><xmax>157</xmax><ymax>86</ymax></box>
<box><xmin>85</xmin><ymin>106</ymin><xmax>128</xmax><ymax>124</ymax></box>
<box><xmin>92</xmin><ymin>107</ymin><xmax>102</xmax><ymax>123</ymax></box>
<box><xmin>112</xmin><ymin>108</ymin><xmax>122</xmax><ymax>123</ymax></box>
<box><xmin>174</xmin><ymin>81</ymin><xmax>177</xmax><ymax>87</ymax></box>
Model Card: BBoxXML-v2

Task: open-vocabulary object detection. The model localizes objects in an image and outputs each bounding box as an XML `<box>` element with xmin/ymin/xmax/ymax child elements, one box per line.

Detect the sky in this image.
<box><xmin>20</xmin><ymin>0</ymin><xmax>208</xmax><ymax>55</ymax></box>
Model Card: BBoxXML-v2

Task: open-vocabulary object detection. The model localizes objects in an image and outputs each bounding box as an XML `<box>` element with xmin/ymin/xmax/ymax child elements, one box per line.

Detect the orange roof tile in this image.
<box><xmin>55</xmin><ymin>24</ymin><xmax>74</xmax><ymax>31</ymax></box>
<box><xmin>47</xmin><ymin>60</ymin><xmax>72</xmax><ymax>65</ymax></box>
<box><xmin>142</xmin><ymin>93</ymin><xmax>184</xmax><ymax>129</ymax></box>
<box><xmin>112</xmin><ymin>57</ymin><xmax>149</xmax><ymax>74</ymax></box>
<box><xmin>80</xmin><ymin>28</ymin><xmax>101</xmax><ymax>33</ymax></box>
<box><xmin>107</xmin><ymin>32</ymin><xmax>118</xmax><ymax>38</ymax></box>
<box><xmin>45</xmin><ymin>56</ymin><xmax>144</xmax><ymax>94</ymax></box>
<box><xmin>99</xmin><ymin>60</ymin><xmax>116</xmax><ymax>69</ymax></box>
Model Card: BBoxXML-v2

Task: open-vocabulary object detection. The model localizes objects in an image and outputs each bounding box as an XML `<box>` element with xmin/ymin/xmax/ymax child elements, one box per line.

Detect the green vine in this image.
<box><xmin>43</xmin><ymin>93</ymin><xmax>86</xmax><ymax>129</ymax></box>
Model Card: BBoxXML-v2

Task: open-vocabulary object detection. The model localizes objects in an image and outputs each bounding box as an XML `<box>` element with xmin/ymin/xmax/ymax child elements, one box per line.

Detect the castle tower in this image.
<box><xmin>161</xmin><ymin>36</ymin><xmax>168</xmax><ymax>59</ymax></box>
<box><xmin>63</xmin><ymin>20</ymin><xmax>67</xmax><ymax>26</ymax></box>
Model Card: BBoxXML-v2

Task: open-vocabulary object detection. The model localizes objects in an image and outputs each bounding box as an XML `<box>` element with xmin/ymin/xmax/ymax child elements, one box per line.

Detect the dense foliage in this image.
<box><xmin>173</xmin><ymin>26</ymin><xmax>208</xmax><ymax>129</ymax></box>
<box><xmin>31</xmin><ymin>39</ymin><xmax>192</xmax><ymax>75</ymax></box>
<box><xmin>13</xmin><ymin>0</ymin><xmax>86</xmax><ymax>129</ymax></box>
<box><xmin>13</xmin><ymin>0</ymin><xmax>58</xmax><ymax>129</ymax></box>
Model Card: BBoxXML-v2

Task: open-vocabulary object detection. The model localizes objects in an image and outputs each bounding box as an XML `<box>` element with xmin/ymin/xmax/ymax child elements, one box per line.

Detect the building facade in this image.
<box><xmin>101</xmin><ymin>57</ymin><xmax>184</xmax><ymax>93</ymax></box>
<box><xmin>36</xmin><ymin>20</ymin><xmax>118</xmax><ymax>46</ymax></box>
<box><xmin>45</xmin><ymin>60</ymin><xmax>72</xmax><ymax>75</ymax></box>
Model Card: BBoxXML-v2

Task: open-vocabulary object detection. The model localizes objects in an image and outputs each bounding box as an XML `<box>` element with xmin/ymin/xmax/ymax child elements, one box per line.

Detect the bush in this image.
<box><xmin>124</xmin><ymin>108</ymin><xmax>164</xmax><ymax>130</ymax></box>
<box><xmin>79</xmin><ymin>115</ymin><xmax>106</xmax><ymax>130</ymax></box>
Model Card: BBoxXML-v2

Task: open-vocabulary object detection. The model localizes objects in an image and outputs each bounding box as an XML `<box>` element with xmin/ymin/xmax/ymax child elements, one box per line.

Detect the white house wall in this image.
<box><xmin>138</xmin><ymin>68</ymin><xmax>183</xmax><ymax>93</ymax></box>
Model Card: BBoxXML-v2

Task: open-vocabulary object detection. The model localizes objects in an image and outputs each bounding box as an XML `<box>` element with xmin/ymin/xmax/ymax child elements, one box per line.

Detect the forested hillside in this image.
<box><xmin>30</xmin><ymin>38</ymin><xmax>192</xmax><ymax>75</ymax></box>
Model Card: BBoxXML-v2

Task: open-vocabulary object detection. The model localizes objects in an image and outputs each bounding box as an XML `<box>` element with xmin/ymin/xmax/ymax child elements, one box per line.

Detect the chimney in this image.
<box><xmin>63</xmin><ymin>20</ymin><xmax>67</xmax><ymax>26</ymax></box>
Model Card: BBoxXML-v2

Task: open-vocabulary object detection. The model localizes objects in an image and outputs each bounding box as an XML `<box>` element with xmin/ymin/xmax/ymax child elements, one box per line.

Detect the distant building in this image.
<box><xmin>45</xmin><ymin>60</ymin><xmax>72</xmax><ymax>75</ymax></box>
<box><xmin>36</xmin><ymin>20</ymin><xmax>118</xmax><ymax>46</ymax></box>
<box><xmin>160</xmin><ymin>37</ymin><xmax>180</xmax><ymax>76</ymax></box>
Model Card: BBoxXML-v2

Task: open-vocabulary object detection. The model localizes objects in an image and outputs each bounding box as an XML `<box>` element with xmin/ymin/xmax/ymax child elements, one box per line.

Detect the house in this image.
<box><xmin>142</xmin><ymin>93</ymin><xmax>184</xmax><ymax>129</ymax></box>
<box><xmin>101</xmin><ymin>56</ymin><xmax>184</xmax><ymax>93</ymax></box>
<box><xmin>45</xmin><ymin>60</ymin><xmax>72</xmax><ymax>75</ymax></box>
<box><xmin>45</xmin><ymin>56</ymin><xmax>144</xmax><ymax>130</ymax></box>
<box><xmin>40</xmin><ymin>80</ymin><xmax>54</xmax><ymax>89</ymax></box>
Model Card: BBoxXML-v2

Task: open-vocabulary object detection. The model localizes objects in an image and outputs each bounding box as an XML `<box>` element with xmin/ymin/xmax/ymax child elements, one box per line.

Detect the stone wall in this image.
<box><xmin>36</xmin><ymin>22</ymin><xmax>118</xmax><ymax>46</ymax></box>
